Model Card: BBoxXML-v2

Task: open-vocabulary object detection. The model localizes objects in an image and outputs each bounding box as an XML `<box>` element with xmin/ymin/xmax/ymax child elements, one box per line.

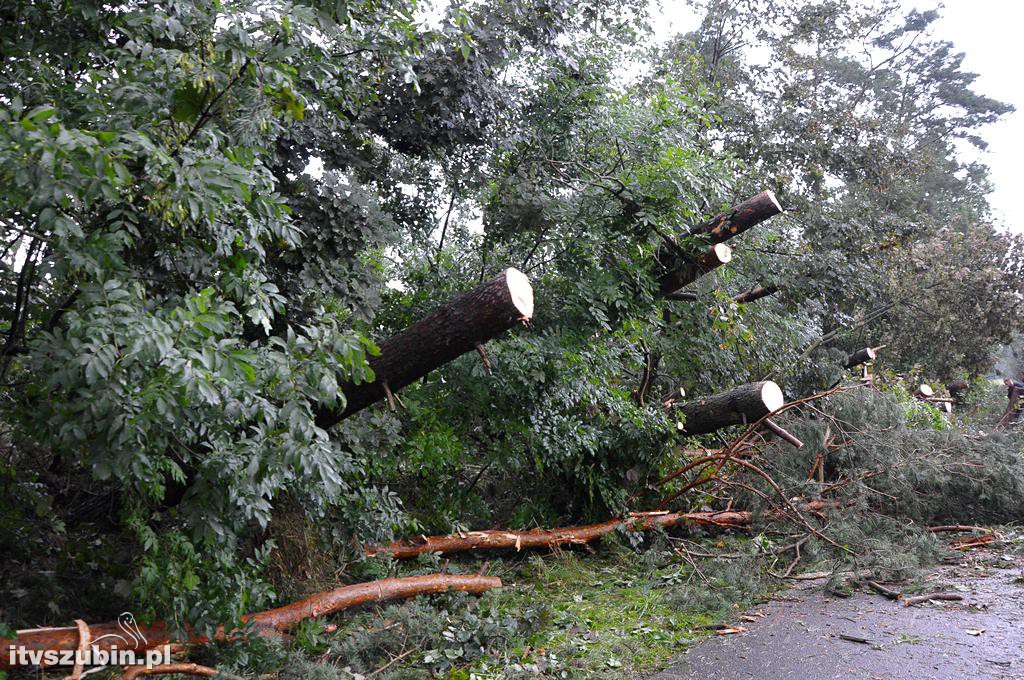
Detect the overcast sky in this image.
<box><xmin>653</xmin><ymin>1</ymin><xmax>1023</xmax><ymax>233</ymax></box>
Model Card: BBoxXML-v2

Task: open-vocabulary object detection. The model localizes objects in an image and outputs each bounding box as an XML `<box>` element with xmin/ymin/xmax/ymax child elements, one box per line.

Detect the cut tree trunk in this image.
<box><xmin>732</xmin><ymin>285</ymin><xmax>779</xmax><ymax>305</ymax></box>
<box><xmin>676</xmin><ymin>381</ymin><xmax>785</xmax><ymax>435</ymax></box>
<box><xmin>844</xmin><ymin>347</ymin><xmax>878</xmax><ymax>369</ymax></box>
<box><xmin>316</xmin><ymin>269</ymin><xmax>533</xmax><ymax>426</ymax></box>
<box><xmin>654</xmin><ymin>191</ymin><xmax>783</xmax><ymax>295</ymax></box>
<box><xmin>686</xmin><ymin>191</ymin><xmax>784</xmax><ymax>244</ymax></box>
<box><xmin>366</xmin><ymin>511</ymin><xmax>753</xmax><ymax>559</ymax></box>
<box><xmin>656</xmin><ymin>243</ymin><xmax>732</xmax><ymax>296</ymax></box>
<box><xmin>0</xmin><ymin>575</ymin><xmax>501</xmax><ymax>670</ymax></box>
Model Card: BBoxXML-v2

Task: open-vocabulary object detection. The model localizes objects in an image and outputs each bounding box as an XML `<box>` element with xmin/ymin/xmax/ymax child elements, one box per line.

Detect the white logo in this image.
<box><xmin>7</xmin><ymin>612</ymin><xmax>171</xmax><ymax>674</ymax></box>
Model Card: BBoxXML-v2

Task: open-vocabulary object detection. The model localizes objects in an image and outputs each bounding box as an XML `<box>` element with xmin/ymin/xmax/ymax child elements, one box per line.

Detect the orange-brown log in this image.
<box><xmin>121</xmin><ymin>663</ymin><xmax>243</xmax><ymax>680</ymax></box>
<box><xmin>0</xmin><ymin>575</ymin><xmax>500</xmax><ymax>670</ymax></box>
<box><xmin>366</xmin><ymin>511</ymin><xmax>753</xmax><ymax>559</ymax></box>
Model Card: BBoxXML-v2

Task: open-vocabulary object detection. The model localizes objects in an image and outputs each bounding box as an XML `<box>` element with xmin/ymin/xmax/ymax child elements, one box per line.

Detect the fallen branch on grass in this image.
<box><xmin>0</xmin><ymin>575</ymin><xmax>501</xmax><ymax>671</ymax></box>
<box><xmin>366</xmin><ymin>511</ymin><xmax>753</xmax><ymax>559</ymax></box>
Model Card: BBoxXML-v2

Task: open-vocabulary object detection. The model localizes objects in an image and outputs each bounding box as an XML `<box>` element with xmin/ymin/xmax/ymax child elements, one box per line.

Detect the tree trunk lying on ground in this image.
<box><xmin>844</xmin><ymin>347</ymin><xmax>878</xmax><ymax>369</ymax></box>
<box><xmin>366</xmin><ymin>511</ymin><xmax>753</xmax><ymax>559</ymax></box>
<box><xmin>675</xmin><ymin>381</ymin><xmax>785</xmax><ymax>436</ymax></box>
<box><xmin>654</xmin><ymin>191</ymin><xmax>783</xmax><ymax>296</ymax></box>
<box><xmin>316</xmin><ymin>268</ymin><xmax>533</xmax><ymax>425</ymax></box>
<box><xmin>0</xmin><ymin>575</ymin><xmax>501</xmax><ymax>670</ymax></box>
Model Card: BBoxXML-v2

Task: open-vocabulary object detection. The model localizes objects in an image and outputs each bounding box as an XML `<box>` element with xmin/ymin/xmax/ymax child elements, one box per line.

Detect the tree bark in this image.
<box><xmin>654</xmin><ymin>191</ymin><xmax>783</xmax><ymax>296</ymax></box>
<box><xmin>676</xmin><ymin>381</ymin><xmax>785</xmax><ymax>435</ymax></box>
<box><xmin>365</xmin><ymin>511</ymin><xmax>752</xmax><ymax>559</ymax></box>
<box><xmin>762</xmin><ymin>418</ymin><xmax>804</xmax><ymax>448</ymax></box>
<box><xmin>686</xmin><ymin>191</ymin><xmax>783</xmax><ymax>243</ymax></box>
<box><xmin>844</xmin><ymin>347</ymin><xmax>877</xmax><ymax>369</ymax></box>
<box><xmin>732</xmin><ymin>284</ymin><xmax>779</xmax><ymax>305</ymax></box>
<box><xmin>316</xmin><ymin>268</ymin><xmax>533</xmax><ymax>426</ymax></box>
<box><xmin>656</xmin><ymin>243</ymin><xmax>732</xmax><ymax>296</ymax></box>
<box><xmin>0</xmin><ymin>575</ymin><xmax>501</xmax><ymax>670</ymax></box>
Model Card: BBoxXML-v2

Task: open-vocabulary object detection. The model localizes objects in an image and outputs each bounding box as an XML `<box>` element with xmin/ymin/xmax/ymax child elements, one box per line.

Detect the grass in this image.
<box><xmin>429</xmin><ymin>534</ymin><xmax>776</xmax><ymax>678</ymax></box>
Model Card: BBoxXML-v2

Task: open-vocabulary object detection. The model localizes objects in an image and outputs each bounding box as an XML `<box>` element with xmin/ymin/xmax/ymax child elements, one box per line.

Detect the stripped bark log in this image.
<box><xmin>121</xmin><ymin>664</ymin><xmax>244</xmax><ymax>680</ymax></box>
<box><xmin>0</xmin><ymin>575</ymin><xmax>501</xmax><ymax>670</ymax></box>
<box><xmin>366</xmin><ymin>511</ymin><xmax>753</xmax><ymax>559</ymax></box>
<box><xmin>901</xmin><ymin>593</ymin><xmax>963</xmax><ymax>607</ymax></box>
<box><xmin>654</xmin><ymin>191</ymin><xmax>783</xmax><ymax>296</ymax></box>
<box><xmin>675</xmin><ymin>381</ymin><xmax>785</xmax><ymax>436</ymax></box>
<box><xmin>316</xmin><ymin>269</ymin><xmax>533</xmax><ymax>425</ymax></box>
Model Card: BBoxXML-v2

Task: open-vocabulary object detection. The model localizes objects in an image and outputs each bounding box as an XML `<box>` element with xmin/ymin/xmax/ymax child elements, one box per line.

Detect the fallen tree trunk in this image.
<box><xmin>366</xmin><ymin>511</ymin><xmax>753</xmax><ymax>559</ymax></box>
<box><xmin>676</xmin><ymin>381</ymin><xmax>785</xmax><ymax>436</ymax></box>
<box><xmin>654</xmin><ymin>191</ymin><xmax>783</xmax><ymax>295</ymax></box>
<box><xmin>316</xmin><ymin>268</ymin><xmax>533</xmax><ymax>425</ymax></box>
<box><xmin>732</xmin><ymin>285</ymin><xmax>779</xmax><ymax>305</ymax></box>
<box><xmin>0</xmin><ymin>575</ymin><xmax>501</xmax><ymax>670</ymax></box>
<box><xmin>844</xmin><ymin>347</ymin><xmax>878</xmax><ymax>369</ymax></box>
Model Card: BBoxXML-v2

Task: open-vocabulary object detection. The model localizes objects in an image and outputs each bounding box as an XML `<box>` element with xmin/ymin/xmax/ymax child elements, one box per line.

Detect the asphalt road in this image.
<box><xmin>653</xmin><ymin>552</ymin><xmax>1024</xmax><ymax>680</ymax></box>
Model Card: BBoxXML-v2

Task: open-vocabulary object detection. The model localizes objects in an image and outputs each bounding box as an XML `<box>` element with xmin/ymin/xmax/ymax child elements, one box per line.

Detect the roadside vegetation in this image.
<box><xmin>1</xmin><ymin>0</ymin><xmax>1022</xmax><ymax>677</ymax></box>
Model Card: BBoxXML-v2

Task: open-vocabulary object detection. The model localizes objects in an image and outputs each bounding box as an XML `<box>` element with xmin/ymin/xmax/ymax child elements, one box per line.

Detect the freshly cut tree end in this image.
<box><xmin>676</xmin><ymin>380</ymin><xmax>786</xmax><ymax>435</ymax></box>
<box><xmin>505</xmin><ymin>267</ymin><xmax>534</xmax><ymax>319</ymax></box>
<box><xmin>844</xmin><ymin>346</ymin><xmax>878</xmax><ymax>369</ymax></box>
<box><xmin>764</xmin><ymin>190</ymin><xmax>783</xmax><ymax>215</ymax></box>
<box><xmin>708</xmin><ymin>243</ymin><xmax>732</xmax><ymax>265</ymax></box>
<box><xmin>917</xmin><ymin>384</ymin><xmax>934</xmax><ymax>398</ymax></box>
<box><xmin>761</xmin><ymin>380</ymin><xmax>785</xmax><ymax>412</ymax></box>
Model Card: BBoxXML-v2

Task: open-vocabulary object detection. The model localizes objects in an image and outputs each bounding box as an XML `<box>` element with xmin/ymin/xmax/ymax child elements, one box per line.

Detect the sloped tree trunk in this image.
<box><xmin>688</xmin><ymin>191</ymin><xmax>783</xmax><ymax>243</ymax></box>
<box><xmin>656</xmin><ymin>244</ymin><xmax>733</xmax><ymax>296</ymax></box>
<box><xmin>732</xmin><ymin>284</ymin><xmax>779</xmax><ymax>304</ymax></box>
<box><xmin>317</xmin><ymin>269</ymin><xmax>534</xmax><ymax>426</ymax></box>
<box><xmin>1</xmin><ymin>575</ymin><xmax>501</xmax><ymax>670</ymax></box>
<box><xmin>676</xmin><ymin>381</ymin><xmax>785</xmax><ymax>435</ymax></box>
<box><xmin>366</xmin><ymin>511</ymin><xmax>752</xmax><ymax>559</ymax></box>
<box><xmin>655</xmin><ymin>191</ymin><xmax>783</xmax><ymax>295</ymax></box>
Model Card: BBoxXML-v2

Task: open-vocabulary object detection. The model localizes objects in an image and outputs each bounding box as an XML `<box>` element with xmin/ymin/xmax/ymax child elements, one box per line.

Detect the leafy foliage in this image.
<box><xmin>0</xmin><ymin>0</ymin><xmax>1021</xmax><ymax>666</ymax></box>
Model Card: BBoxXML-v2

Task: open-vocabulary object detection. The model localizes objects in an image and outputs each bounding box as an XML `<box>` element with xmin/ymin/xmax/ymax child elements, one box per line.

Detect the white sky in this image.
<box><xmin>653</xmin><ymin>1</ymin><xmax>1023</xmax><ymax>233</ymax></box>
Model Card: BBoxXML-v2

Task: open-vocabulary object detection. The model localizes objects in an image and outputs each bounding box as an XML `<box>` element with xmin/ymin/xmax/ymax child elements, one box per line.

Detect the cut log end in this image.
<box><xmin>917</xmin><ymin>384</ymin><xmax>934</xmax><ymax>398</ymax></box>
<box><xmin>710</xmin><ymin>243</ymin><xmax>733</xmax><ymax>265</ymax></box>
<box><xmin>505</xmin><ymin>267</ymin><xmax>534</xmax><ymax>320</ymax></box>
<box><xmin>764</xmin><ymin>190</ymin><xmax>783</xmax><ymax>214</ymax></box>
<box><xmin>761</xmin><ymin>381</ymin><xmax>784</xmax><ymax>413</ymax></box>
